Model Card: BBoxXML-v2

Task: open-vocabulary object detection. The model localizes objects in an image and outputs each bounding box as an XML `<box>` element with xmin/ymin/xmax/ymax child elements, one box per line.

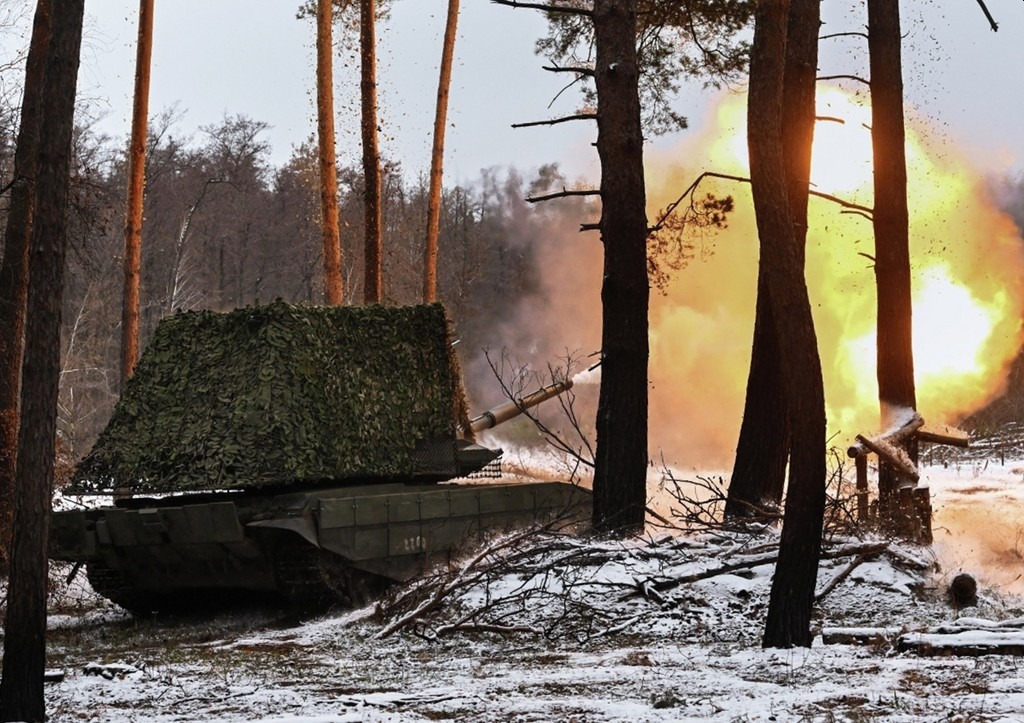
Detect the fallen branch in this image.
<box><xmin>644</xmin><ymin>541</ymin><xmax>889</xmax><ymax>596</ymax></box>
<box><xmin>814</xmin><ymin>553</ymin><xmax>871</xmax><ymax>603</ymax></box>
<box><xmin>377</xmin><ymin>527</ymin><xmax>543</xmax><ymax>639</ymax></box>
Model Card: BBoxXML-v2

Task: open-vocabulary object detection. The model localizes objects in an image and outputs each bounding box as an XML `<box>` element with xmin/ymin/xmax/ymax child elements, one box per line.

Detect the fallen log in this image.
<box><xmin>821</xmin><ymin>627</ymin><xmax>902</xmax><ymax>645</ymax></box>
<box><xmin>897</xmin><ymin>629</ymin><xmax>1024</xmax><ymax>657</ymax></box>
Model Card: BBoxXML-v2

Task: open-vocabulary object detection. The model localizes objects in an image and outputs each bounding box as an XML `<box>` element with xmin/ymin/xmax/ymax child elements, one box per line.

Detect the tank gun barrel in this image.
<box><xmin>469</xmin><ymin>378</ymin><xmax>574</xmax><ymax>433</ymax></box>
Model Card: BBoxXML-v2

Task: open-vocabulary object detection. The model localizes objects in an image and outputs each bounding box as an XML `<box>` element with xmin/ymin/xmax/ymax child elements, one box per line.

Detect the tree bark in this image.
<box><xmin>0</xmin><ymin>0</ymin><xmax>84</xmax><ymax>718</ymax></box>
<box><xmin>317</xmin><ymin>0</ymin><xmax>343</xmax><ymax>305</ymax></box>
<box><xmin>868</xmin><ymin>0</ymin><xmax>917</xmax><ymax>515</ymax></box>
<box><xmin>726</xmin><ymin>0</ymin><xmax>819</xmax><ymax>519</ymax></box>
<box><xmin>0</xmin><ymin>0</ymin><xmax>50</xmax><ymax>576</ymax></box>
<box><xmin>746</xmin><ymin>0</ymin><xmax>827</xmax><ymax>649</ymax></box>
<box><xmin>361</xmin><ymin>0</ymin><xmax>383</xmax><ymax>303</ymax></box>
<box><xmin>591</xmin><ymin>0</ymin><xmax>649</xmax><ymax>536</ymax></box>
<box><xmin>120</xmin><ymin>0</ymin><xmax>154</xmax><ymax>387</ymax></box>
<box><xmin>423</xmin><ymin>0</ymin><xmax>460</xmax><ymax>303</ymax></box>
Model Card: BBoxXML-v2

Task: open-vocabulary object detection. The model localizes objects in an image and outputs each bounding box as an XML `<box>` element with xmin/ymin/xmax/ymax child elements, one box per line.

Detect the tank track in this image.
<box><xmin>85</xmin><ymin>562</ymin><xmax>161</xmax><ymax>616</ymax></box>
<box><xmin>270</xmin><ymin>535</ymin><xmax>389</xmax><ymax>610</ymax></box>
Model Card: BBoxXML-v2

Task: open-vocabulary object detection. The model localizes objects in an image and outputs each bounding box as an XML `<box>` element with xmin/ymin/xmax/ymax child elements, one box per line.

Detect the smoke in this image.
<box><xmin>927</xmin><ymin>463</ymin><xmax>1024</xmax><ymax>595</ymax></box>
<box><xmin>468</xmin><ymin>88</ymin><xmax>1024</xmax><ymax>474</ymax></box>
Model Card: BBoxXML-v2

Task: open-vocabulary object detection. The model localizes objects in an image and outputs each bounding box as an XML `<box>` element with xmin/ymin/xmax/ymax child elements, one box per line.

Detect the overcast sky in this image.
<box><xmin>6</xmin><ymin>1</ymin><xmax>1024</xmax><ymax>184</ymax></box>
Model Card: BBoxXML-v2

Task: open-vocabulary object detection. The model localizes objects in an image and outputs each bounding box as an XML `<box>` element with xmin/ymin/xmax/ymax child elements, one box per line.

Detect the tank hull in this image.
<box><xmin>50</xmin><ymin>481</ymin><xmax>591</xmax><ymax>614</ymax></box>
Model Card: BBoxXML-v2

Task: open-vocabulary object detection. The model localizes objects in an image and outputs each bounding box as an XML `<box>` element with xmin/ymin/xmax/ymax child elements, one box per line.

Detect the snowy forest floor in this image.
<box><xmin>30</xmin><ymin>455</ymin><xmax>1024</xmax><ymax>722</ymax></box>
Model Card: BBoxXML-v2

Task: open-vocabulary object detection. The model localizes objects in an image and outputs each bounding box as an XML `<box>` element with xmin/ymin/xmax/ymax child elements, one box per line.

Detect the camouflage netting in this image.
<box><xmin>72</xmin><ymin>302</ymin><xmax>472</xmax><ymax>494</ymax></box>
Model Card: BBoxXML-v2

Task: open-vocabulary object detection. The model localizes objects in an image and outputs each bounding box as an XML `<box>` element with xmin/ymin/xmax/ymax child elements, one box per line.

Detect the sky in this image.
<box><xmin>44</xmin><ymin>0</ymin><xmax>1024</xmax><ymax>185</ymax></box>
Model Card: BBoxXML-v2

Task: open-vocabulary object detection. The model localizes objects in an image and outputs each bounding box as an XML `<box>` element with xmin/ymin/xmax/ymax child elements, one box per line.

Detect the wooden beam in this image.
<box><xmin>853</xmin><ymin>433</ymin><xmax>919</xmax><ymax>482</ymax></box>
<box><xmin>916</xmin><ymin>423</ymin><xmax>970</xmax><ymax>448</ymax></box>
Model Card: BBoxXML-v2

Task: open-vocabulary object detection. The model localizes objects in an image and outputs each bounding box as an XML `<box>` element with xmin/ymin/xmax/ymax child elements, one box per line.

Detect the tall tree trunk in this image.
<box><xmin>360</xmin><ymin>0</ymin><xmax>383</xmax><ymax>303</ymax></box>
<box><xmin>726</xmin><ymin>0</ymin><xmax>819</xmax><ymax>519</ymax></box>
<box><xmin>120</xmin><ymin>0</ymin><xmax>154</xmax><ymax>387</ymax></box>
<box><xmin>591</xmin><ymin>0</ymin><xmax>649</xmax><ymax>536</ymax></box>
<box><xmin>0</xmin><ymin>0</ymin><xmax>84</xmax><ymax>718</ymax></box>
<box><xmin>746</xmin><ymin>0</ymin><xmax>827</xmax><ymax>649</ymax></box>
<box><xmin>423</xmin><ymin>0</ymin><xmax>460</xmax><ymax>303</ymax></box>
<box><xmin>317</xmin><ymin>0</ymin><xmax>343</xmax><ymax>305</ymax></box>
<box><xmin>0</xmin><ymin>0</ymin><xmax>50</xmax><ymax>576</ymax></box>
<box><xmin>868</xmin><ymin>0</ymin><xmax>917</xmax><ymax>515</ymax></box>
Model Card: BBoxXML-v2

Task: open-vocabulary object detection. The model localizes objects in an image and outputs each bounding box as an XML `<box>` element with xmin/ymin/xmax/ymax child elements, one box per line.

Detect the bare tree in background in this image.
<box><xmin>745</xmin><ymin>0</ymin><xmax>827</xmax><ymax>649</ymax></box>
<box><xmin>120</xmin><ymin>0</ymin><xmax>154</xmax><ymax>386</ymax></box>
<box><xmin>423</xmin><ymin>0</ymin><xmax>460</xmax><ymax>303</ymax></box>
<box><xmin>317</xmin><ymin>0</ymin><xmax>344</xmax><ymax>304</ymax></box>
<box><xmin>361</xmin><ymin>0</ymin><xmax>383</xmax><ymax>303</ymax></box>
<box><xmin>0</xmin><ymin>0</ymin><xmax>49</xmax><ymax>576</ymax></box>
<box><xmin>0</xmin><ymin>0</ymin><xmax>85</xmax><ymax>717</ymax></box>
<box><xmin>726</xmin><ymin>0</ymin><xmax>818</xmax><ymax>519</ymax></box>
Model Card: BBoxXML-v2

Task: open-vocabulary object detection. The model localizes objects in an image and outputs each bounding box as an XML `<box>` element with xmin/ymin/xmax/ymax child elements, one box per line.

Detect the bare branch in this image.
<box><xmin>820</xmin><ymin>31</ymin><xmax>869</xmax><ymax>40</ymax></box>
<box><xmin>482</xmin><ymin>349</ymin><xmax>596</xmax><ymax>468</ymax></box>
<box><xmin>808</xmin><ymin>188</ymin><xmax>872</xmax><ymax>215</ymax></box>
<box><xmin>974</xmin><ymin>0</ymin><xmax>999</xmax><ymax>31</ymax></box>
<box><xmin>0</xmin><ymin>174</ymin><xmax>24</xmax><ymax>197</ymax></box>
<box><xmin>547</xmin><ymin>72</ymin><xmax>589</xmax><ymax>109</ymax></box>
<box><xmin>817</xmin><ymin>74</ymin><xmax>871</xmax><ymax>86</ymax></box>
<box><xmin>526</xmin><ymin>187</ymin><xmax>600</xmax><ymax>204</ymax></box>
<box><xmin>490</xmin><ymin>0</ymin><xmax>592</xmax><ymax>16</ymax></box>
<box><xmin>512</xmin><ymin>113</ymin><xmax>597</xmax><ymax>129</ymax></box>
<box><xmin>651</xmin><ymin>170</ymin><xmax>873</xmax><ymax>236</ymax></box>
<box><xmin>542</xmin><ymin>64</ymin><xmax>594</xmax><ymax>77</ymax></box>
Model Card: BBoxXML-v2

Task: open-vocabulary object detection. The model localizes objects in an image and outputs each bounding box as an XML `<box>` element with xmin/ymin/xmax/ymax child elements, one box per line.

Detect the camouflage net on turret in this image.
<box><xmin>71</xmin><ymin>302</ymin><xmax>472</xmax><ymax>494</ymax></box>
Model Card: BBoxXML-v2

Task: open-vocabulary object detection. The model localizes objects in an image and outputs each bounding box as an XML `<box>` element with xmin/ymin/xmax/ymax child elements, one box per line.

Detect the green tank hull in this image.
<box><xmin>50</xmin><ymin>479</ymin><xmax>590</xmax><ymax>614</ymax></box>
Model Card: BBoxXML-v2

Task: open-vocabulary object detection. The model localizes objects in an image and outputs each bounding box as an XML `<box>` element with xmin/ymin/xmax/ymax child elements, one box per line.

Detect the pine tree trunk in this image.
<box><xmin>317</xmin><ymin>0</ymin><xmax>343</xmax><ymax>305</ymax></box>
<box><xmin>120</xmin><ymin>0</ymin><xmax>154</xmax><ymax>387</ymax></box>
<box><xmin>360</xmin><ymin>0</ymin><xmax>383</xmax><ymax>303</ymax></box>
<box><xmin>591</xmin><ymin>0</ymin><xmax>649</xmax><ymax>536</ymax></box>
<box><xmin>746</xmin><ymin>0</ymin><xmax>827</xmax><ymax>649</ymax></box>
<box><xmin>0</xmin><ymin>0</ymin><xmax>50</xmax><ymax>576</ymax></box>
<box><xmin>423</xmin><ymin>0</ymin><xmax>460</xmax><ymax>303</ymax></box>
<box><xmin>868</xmin><ymin>0</ymin><xmax>918</xmax><ymax>519</ymax></box>
<box><xmin>0</xmin><ymin>0</ymin><xmax>84</xmax><ymax>718</ymax></box>
<box><xmin>726</xmin><ymin>0</ymin><xmax>819</xmax><ymax>518</ymax></box>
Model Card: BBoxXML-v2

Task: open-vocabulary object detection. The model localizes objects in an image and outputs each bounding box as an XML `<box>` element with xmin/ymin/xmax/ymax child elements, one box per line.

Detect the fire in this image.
<box><xmin>810</xmin><ymin>87</ymin><xmax>875</xmax><ymax>197</ymax></box>
<box><xmin>640</xmin><ymin>87</ymin><xmax>1024</xmax><ymax>467</ymax></box>
<box><xmin>511</xmin><ymin>86</ymin><xmax>1023</xmax><ymax>470</ymax></box>
<box><xmin>843</xmin><ymin>264</ymin><xmax>1016</xmax><ymax>424</ymax></box>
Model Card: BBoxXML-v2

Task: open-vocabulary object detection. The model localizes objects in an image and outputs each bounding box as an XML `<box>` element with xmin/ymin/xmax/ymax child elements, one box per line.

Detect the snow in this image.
<box><xmin>26</xmin><ymin>455</ymin><xmax>1024</xmax><ymax>721</ymax></box>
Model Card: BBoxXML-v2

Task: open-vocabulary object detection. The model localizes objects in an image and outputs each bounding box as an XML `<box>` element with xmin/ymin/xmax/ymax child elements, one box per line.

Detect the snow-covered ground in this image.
<box><xmin>33</xmin><ymin>456</ymin><xmax>1024</xmax><ymax>722</ymax></box>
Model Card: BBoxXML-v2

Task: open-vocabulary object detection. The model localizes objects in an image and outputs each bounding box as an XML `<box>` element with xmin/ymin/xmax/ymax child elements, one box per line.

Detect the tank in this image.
<box><xmin>49</xmin><ymin>302</ymin><xmax>590</xmax><ymax>614</ymax></box>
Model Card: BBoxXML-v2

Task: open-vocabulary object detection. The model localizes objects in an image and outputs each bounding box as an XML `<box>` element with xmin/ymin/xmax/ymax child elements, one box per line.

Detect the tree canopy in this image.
<box><xmin>537</xmin><ymin>0</ymin><xmax>754</xmax><ymax>134</ymax></box>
